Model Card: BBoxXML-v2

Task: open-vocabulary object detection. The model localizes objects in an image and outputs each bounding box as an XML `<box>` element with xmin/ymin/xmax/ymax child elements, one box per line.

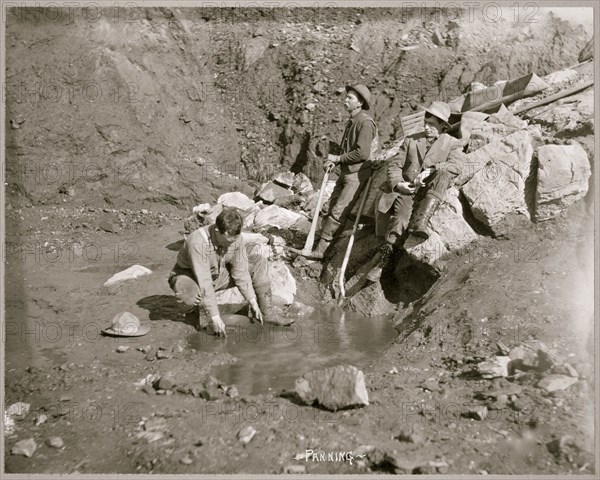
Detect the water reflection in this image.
<box><xmin>187</xmin><ymin>308</ymin><xmax>396</xmax><ymax>395</ymax></box>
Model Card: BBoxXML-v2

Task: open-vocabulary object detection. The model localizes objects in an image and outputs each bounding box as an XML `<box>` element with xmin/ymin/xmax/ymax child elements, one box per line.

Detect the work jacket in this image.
<box><xmin>338</xmin><ymin>110</ymin><xmax>377</xmax><ymax>174</ymax></box>
<box><xmin>377</xmin><ymin>132</ymin><xmax>463</xmax><ymax>213</ymax></box>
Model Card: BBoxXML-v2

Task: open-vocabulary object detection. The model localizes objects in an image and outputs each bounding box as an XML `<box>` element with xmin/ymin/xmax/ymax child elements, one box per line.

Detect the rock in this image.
<box><xmin>192</xmin><ymin>203</ymin><xmax>211</xmax><ymax>214</ymax></box>
<box><xmin>496</xmin><ymin>341</ymin><xmax>510</xmax><ymax>356</ymax></box>
<box><xmin>405</xmin><ymin>230</ymin><xmax>448</xmax><ymax>266</ymax></box>
<box><xmin>537</xmin><ymin>374</ymin><xmax>578</xmax><ymax>392</ymax></box>
<box><xmin>285</xmin><ymin>302</ymin><xmax>315</xmax><ymax>317</ymax></box>
<box><xmin>414</xmin><ymin>460</ymin><xmax>450</xmax><ymax>474</ymax></box>
<box><xmin>467</xmin><ymin>405</ymin><xmax>488</xmax><ymax>420</ymax></box>
<box><xmin>35</xmin><ymin>414</ymin><xmax>47</xmax><ymax>425</ymax></box>
<box><xmin>215</xmin><ymin>287</ymin><xmax>245</xmax><ymax>314</ymax></box>
<box><xmin>304</xmin><ymin>180</ymin><xmax>336</xmax><ymax>212</ymax></box>
<box><xmin>535</xmin><ymin>144</ymin><xmax>591</xmax><ymax>222</ymax></box>
<box><xmin>99</xmin><ymin>221</ymin><xmax>119</xmax><ymax>233</ymax></box>
<box><xmin>418</xmin><ymin>378</ymin><xmax>444</xmax><ymax>393</ymax></box>
<box><xmin>141</xmin><ymin>384</ymin><xmax>155</xmax><ymax>395</ymax></box>
<box><xmin>226</xmin><ymin>385</ymin><xmax>239</xmax><ymax>398</ymax></box>
<box><xmin>543</xmin><ymin>69</ymin><xmax>579</xmax><ymax>86</ymax></box>
<box><xmin>257</xmin><ymin>181</ymin><xmax>293</xmax><ymax>204</ymax></box>
<box><xmin>12</xmin><ymin>438</ymin><xmax>37</xmax><ymax>457</ymax></box>
<box><xmin>312</xmin><ymin>81</ymin><xmax>327</xmax><ymax>93</ymax></box>
<box><xmin>7</xmin><ymin>402</ymin><xmax>30</xmax><ymax>420</ymax></box>
<box><xmin>273</xmin><ymin>172</ymin><xmax>295</xmax><ymax>188</ymax></box>
<box><xmin>180</xmin><ymin>455</ymin><xmax>193</xmax><ymax>465</ymax></box>
<box><xmin>477</xmin><ymin>356</ymin><xmax>511</xmax><ymax>378</ymax></box>
<box><xmin>509</xmin><ymin>345</ymin><xmax>539</xmax><ymax>372</ymax></box>
<box><xmin>292</xmin><ymin>173</ymin><xmax>313</xmax><ymax>194</ymax></box>
<box><xmin>461</xmin><ymin>131</ymin><xmax>534</xmax><ymax>231</ymax></box>
<box><xmin>395</xmin><ymin>426</ymin><xmax>425</xmax><ymax>444</ymax></box>
<box><xmin>527</xmin><ymin>89</ymin><xmax>593</xmax><ymax>135</ymax></box>
<box><xmin>156</xmin><ymin>350</ymin><xmax>170</xmax><ymax>360</ymax></box>
<box><xmin>217</xmin><ymin>192</ymin><xmax>255</xmax><ymax>211</ymax></box>
<box><xmin>270</xmin><ymin>260</ymin><xmax>296</xmax><ymax>304</ymax></box>
<box><xmin>551</xmin><ymin>363</ymin><xmax>578</xmax><ymax>378</ymax></box>
<box><xmin>291</xmin><ymin>216</ymin><xmax>312</xmax><ymax>236</ymax></box>
<box><xmin>136</xmin><ymin>431</ymin><xmax>164</xmax><ymax>443</ymax></box>
<box><xmin>284</xmin><ymin>465</ymin><xmax>306</xmax><ymax>474</ymax></box>
<box><xmin>254</xmin><ymin>205</ymin><xmax>302</xmax><ymax>229</ymax></box>
<box><xmin>48</xmin><ymin>437</ymin><xmax>64</xmax><ymax>449</ymax></box>
<box><xmin>154</xmin><ymin>374</ymin><xmax>177</xmax><ymax>390</ymax></box>
<box><xmin>104</xmin><ymin>265</ymin><xmax>152</xmax><ymax>287</ymax></box>
<box><xmin>116</xmin><ymin>346</ymin><xmax>130</xmax><ymax>353</ymax></box>
<box><xmin>429</xmin><ymin>187</ymin><xmax>479</xmax><ymax>251</ymax></box>
<box><xmin>237</xmin><ymin>426</ymin><xmax>257</xmax><ymax>444</ymax></box>
<box><xmin>305</xmin><ymin>103</ymin><xmax>316</xmax><ymax>112</ymax></box>
<box><xmin>432</xmin><ymin>28</ymin><xmax>444</xmax><ymax>46</ymax></box>
<box><xmin>295</xmin><ymin>365</ymin><xmax>369</xmax><ymax>411</ymax></box>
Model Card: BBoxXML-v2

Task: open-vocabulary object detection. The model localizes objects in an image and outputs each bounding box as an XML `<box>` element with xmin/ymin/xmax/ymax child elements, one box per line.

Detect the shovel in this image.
<box><xmin>337</xmin><ymin>175</ymin><xmax>374</xmax><ymax>307</ymax></box>
<box><xmin>300</xmin><ymin>163</ymin><xmax>334</xmax><ymax>257</ymax></box>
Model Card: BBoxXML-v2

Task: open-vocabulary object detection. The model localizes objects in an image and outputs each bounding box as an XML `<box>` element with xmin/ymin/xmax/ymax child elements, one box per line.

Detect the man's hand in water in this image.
<box><xmin>209</xmin><ymin>315</ymin><xmax>227</xmax><ymax>337</ymax></box>
<box><xmin>248</xmin><ymin>299</ymin><xmax>264</xmax><ymax>325</ymax></box>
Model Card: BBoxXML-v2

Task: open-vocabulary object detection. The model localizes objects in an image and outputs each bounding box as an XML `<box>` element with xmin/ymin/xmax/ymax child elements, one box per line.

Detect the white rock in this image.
<box><xmin>104</xmin><ymin>265</ymin><xmax>152</xmax><ymax>287</ymax></box>
<box><xmin>12</xmin><ymin>438</ymin><xmax>37</xmax><ymax>457</ymax></box>
<box><xmin>429</xmin><ymin>188</ymin><xmax>479</xmax><ymax>251</ymax></box>
<box><xmin>406</xmin><ymin>230</ymin><xmax>449</xmax><ymax>266</ymax></box>
<box><xmin>254</xmin><ymin>205</ymin><xmax>302</xmax><ymax>229</ymax></box>
<box><xmin>242</xmin><ymin>232</ymin><xmax>269</xmax><ymax>245</ymax></box>
<box><xmin>217</xmin><ymin>192</ymin><xmax>256</xmax><ymax>211</ymax></box>
<box><xmin>535</xmin><ymin>144</ymin><xmax>591</xmax><ymax>221</ymax></box>
<box><xmin>477</xmin><ymin>356</ymin><xmax>511</xmax><ymax>378</ymax></box>
<box><xmin>295</xmin><ymin>365</ymin><xmax>369</xmax><ymax>411</ymax></box>
<box><xmin>543</xmin><ymin>69</ymin><xmax>579</xmax><ymax>86</ymax></box>
<box><xmin>270</xmin><ymin>260</ymin><xmax>296</xmax><ymax>304</ymax></box>
<box><xmin>192</xmin><ymin>203</ymin><xmax>211</xmax><ymax>214</ymax></box>
<box><xmin>461</xmin><ymin>130</ymin><xmax>534</xmax><ymax>231</ymax></box>
<box><xmin>7</xmin><ymin>402</ymin><xmax>30</xmax><ymax>420</ymax></box>
<box><xmin>237</xmin><ymin>426</ymin><xmax>257</xmax><ymax>444</ymax></box>
<box><xmin>537</xmin><ymin>374</ymin><xmax>578</xmax><ymax>392</ymax></box>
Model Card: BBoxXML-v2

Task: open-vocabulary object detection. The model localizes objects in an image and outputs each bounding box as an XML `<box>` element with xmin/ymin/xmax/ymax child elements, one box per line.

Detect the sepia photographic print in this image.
<box><xmin>2</xmin><ymin>1</ymin><xmax>598</xmax><ymax>476</ymax></box>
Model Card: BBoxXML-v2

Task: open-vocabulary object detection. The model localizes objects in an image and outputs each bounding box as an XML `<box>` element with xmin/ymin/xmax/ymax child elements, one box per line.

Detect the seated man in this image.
<box><xmin>368</xmin><ymin>101</ymin><xmax>463</xmax><ymax>281</ymax></box>
<box><xmin>168</xmin><ymin>209</ymin><xmax>293</xmax><ymax>336</ymax></box>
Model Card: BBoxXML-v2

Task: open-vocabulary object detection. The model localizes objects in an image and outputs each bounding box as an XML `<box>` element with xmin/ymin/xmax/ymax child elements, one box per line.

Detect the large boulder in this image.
<box><xmin>429</xmin><ymin>188</ymin><xmax>479</xmax><ymax>251</ymax></box>
<box><xmin>535</xmin><ymin>144</ymin><xmax>591</xmax><ymax>221</ymax></box>
<box><xmin>254</xmin><ymin>205</ymin><xmax>302</xmax><ymax>229</ymax></box>
<box><xmin>461</xmin><ymin>130</ymin><xmax>534</xmax><ymax>232</ymax></box>
<box><xmin>526</xmin><ymin>89</ymin><xmax>593</xmax><ymax>135</ymax></box>
<box><xmin>467</xmin><ymin>110</ymin><xmax>528</xmax><ymax>152</ymax></box>
<box><xmin>256</xmin><ymin>181</ymin><xmax>293</xmax><ymax>204</ymax></box>
<box><xmin>457</xmin><ymin>130</ymin><xmax>533</xmax><ymax>187</ymax></box>
<box><xmin>217</xmin><ymin>192</ymin><xmax>255</xmax><ymax>211</ymax></box>
<box><xmin>405</xmin><ymin>230</ymin><xmax>449</xmax><ymax>266</ymax></box>
<box><xmin>292</xmin><ymin>172</ymin><xmax>314</xmax><ymax>194</ymax></box>
<box><xmin>270</xmin><ymin>260</ymin><xmax>296</xmax><ymax>304</ymax></box>
<box><xmin>304</xmin><ymin>179</ymin><xmax>337</xmax><ymax>213</ymax></box>
<box><xmin>295</xmin><ymin>365</ymin><xmax>369</xmax><ymax>411</ymax></box>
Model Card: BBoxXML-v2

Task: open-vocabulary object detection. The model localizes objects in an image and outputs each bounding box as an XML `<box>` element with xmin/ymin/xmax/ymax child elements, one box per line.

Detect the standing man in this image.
<box><xmin>169</xmin><ymin>209</ymin><xmax>293</xmax><ymax>336</ymax></box>
<box><xmin>367</xmin><ymin>101</ymin><xmax>463</xmax><ymax>281</ymax></box>
<box><xmin>311</xmin><ymin>84</ymin><xmax>377</xmax><ymax>259</ymax></box>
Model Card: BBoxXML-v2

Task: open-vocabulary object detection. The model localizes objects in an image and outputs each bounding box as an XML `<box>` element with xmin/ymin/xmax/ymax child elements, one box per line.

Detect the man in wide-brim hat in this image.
<box><xmin>368</xmin><ymin>100</ymin><xmax>463</xmax><ymax>281</ymax></box>
<box><xmin>310</xmin><ymin>84</ymin><xmax>378</xmax><ymax>259</ymax></box>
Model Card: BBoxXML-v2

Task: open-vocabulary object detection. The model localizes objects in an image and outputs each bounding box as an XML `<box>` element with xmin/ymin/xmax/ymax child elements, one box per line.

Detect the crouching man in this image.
<box><xmin>168</xmin><ymin>209</ymin><xmax>293</xmax><ymax>336</ymax></box>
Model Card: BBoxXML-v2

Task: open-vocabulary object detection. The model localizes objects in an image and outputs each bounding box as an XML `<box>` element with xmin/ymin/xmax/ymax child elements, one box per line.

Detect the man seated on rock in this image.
<box><xmin>168</xmin><ymin>209</ymin><xmax>293</xmax><ymax>336</ymax></box>
<box><xmin>367</xmin><ymin>101</ymin><xmax>463</xmax><ymax>282</ymax></box>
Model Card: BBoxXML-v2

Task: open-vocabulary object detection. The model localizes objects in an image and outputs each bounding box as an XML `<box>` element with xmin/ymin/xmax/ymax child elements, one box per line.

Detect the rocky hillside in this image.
<box><xmin>5</xmin><ymin>7</ymin><xmax>591</xmax><ymax>209</ymax></box>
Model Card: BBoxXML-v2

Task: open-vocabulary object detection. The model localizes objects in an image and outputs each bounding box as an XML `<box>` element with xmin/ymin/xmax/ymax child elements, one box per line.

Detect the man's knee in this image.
<box><xmin>172</xmin><ymin>275</ymin><xmax>201</xmax><ymax>306</ymax></box>
<box><xmin>248</xmin><ymin>254</ymin><xmax>270</xmax><ymax>285</ymax></box>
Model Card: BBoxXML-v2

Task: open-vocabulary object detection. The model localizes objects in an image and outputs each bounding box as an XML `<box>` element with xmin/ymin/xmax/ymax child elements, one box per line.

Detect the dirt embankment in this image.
<box><xmin>5</xmin><ymin>7</ymin><xmax>590</xmax><ymax>209</ymax></box>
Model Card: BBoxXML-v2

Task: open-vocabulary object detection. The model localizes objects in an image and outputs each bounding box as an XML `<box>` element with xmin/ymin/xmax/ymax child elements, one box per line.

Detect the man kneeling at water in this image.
<box><xmin>168</xmin><ymin>209</ymin><xmax>293</xmax><ymax>336</ymax></box>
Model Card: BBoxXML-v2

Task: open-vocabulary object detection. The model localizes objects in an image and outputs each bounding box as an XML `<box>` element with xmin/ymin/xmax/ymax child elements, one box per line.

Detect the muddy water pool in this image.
<box><xmin>188</xmin><ymin>308</ymin><xmax>396</xmax><ymax>395</ymax></box>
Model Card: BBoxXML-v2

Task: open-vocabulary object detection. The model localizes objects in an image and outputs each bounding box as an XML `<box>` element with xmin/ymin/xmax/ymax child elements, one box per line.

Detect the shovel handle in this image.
<box><xmin>302</xmin><ymin>164</ymin><xmax>333</xmax><ymax>255</ymax></box>
<box><xmin>337</xmin><ymin>175</ymin><xmax>374</xmax><ymax>304</ymax></box>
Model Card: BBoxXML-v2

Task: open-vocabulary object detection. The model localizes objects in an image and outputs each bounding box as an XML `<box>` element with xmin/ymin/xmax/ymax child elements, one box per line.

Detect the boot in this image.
<box><xmin>311</xmin><ymin>216</ymin><xmax>341</xmax><ymax>260</ymax></box>
<box><xmin>407</xmin><ymin>194</ymin><xmax>441</xmax><ymax>241</ymax></box>
<box><xmin>255</xmin><ymin>285</ymin><xmax>295</xmax><ymax>327</ymax></box>
<box><xmin>366</xmin><ymin>242</ymin><xmax>394</xmax><ymax>282</ymax></box>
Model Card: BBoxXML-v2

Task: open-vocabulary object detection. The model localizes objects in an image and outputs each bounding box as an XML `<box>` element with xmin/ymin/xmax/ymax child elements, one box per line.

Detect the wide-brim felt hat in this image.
<box><xmin>422</xmin><ymin>101</ymin><xmax>451</xmax><ymax>125</ymax></box>
<box><xmin>102</xmin><ymin>312</ymin><xmax>151</xmax><ymax>337</ymax></box>
<box><xmin>346</xmin><ymin>84</ymin><xmax>371</xmax><ymax>110</ymax></box>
